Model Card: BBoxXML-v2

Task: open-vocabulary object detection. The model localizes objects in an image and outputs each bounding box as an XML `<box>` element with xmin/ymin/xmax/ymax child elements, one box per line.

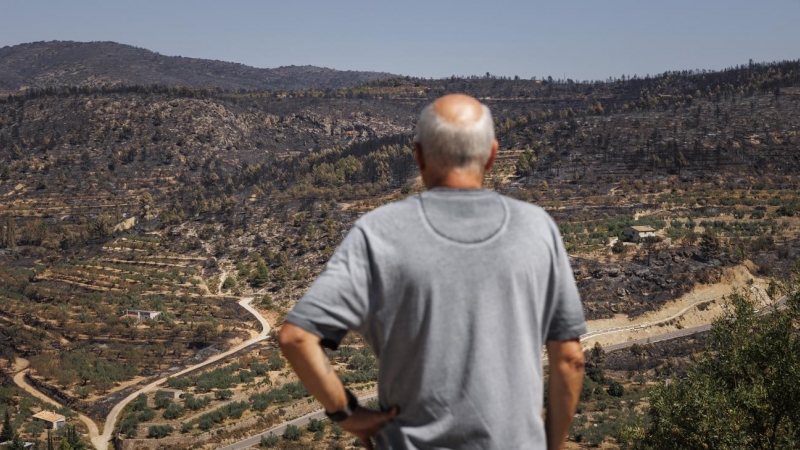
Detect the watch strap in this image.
<box><xmin>325</xmin><ymin>389</ymin><xmax>359</xmax><ymax>422</ymax></box>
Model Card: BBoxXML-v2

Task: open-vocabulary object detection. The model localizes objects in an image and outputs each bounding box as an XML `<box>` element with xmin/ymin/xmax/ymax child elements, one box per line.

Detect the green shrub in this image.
<box><xmin>283</xmin><ymin>424</ymin><xmax>303</xmax><ymax>441</ymax></box>
<box><xmin>166</xmin><ymin>377</ymin><xmax>192</xmax><ymax>390</ymax></box>
<box><xmin>221</xmin><ymin>276</ymin><xmax>236</xmax><ymax>290</ymax></box>
<box><xmin>147</xmin><ymin>425</ymin><xmax>173</xmax><ymax>439</ymax></box>
<box><xmin>154</xmin><ymin>392</ymin><xmax>172</xmax><ymax>409</ymax></box>
<box><xmin>307</xmin><ymin>418</ymin><xmax>326</xmax><ymax>432</ymax></box>
<box><xmin>137</xmin><ymin>407</ymin><xmax>155</xmax><ymax>422</ymax></box>
<box><xmin>260</xmin><ymin>434</ymin><xmax>280</xmax><ymax>447</ymax></box>
<box><xmin>119</xmin><ymin>414</ymin><xmax>139</xmax><ymax>437</ymax></box>
<box><xmin>197</xmin><ymin>416</ymin><xmax>214</xmax><ymax>431</ymax></box>
<box><xmin>251</xmin><ymin>362</ymin><xmax>271</xmax><ymax>376</ymax></box>
<box><xmin>215</xmin><ymin>389</ymin><xmax>233</xmax><ymax>401</ymax></box>
<box><xmin>267</xmin><ymin>356</ymin><xmax>285</xmax><ymax>371</ymax></box>
<box><xmin>130</xmin><ymin>393</ymin><xmax>148</xmax><ymax>411</ymax></box>
<box><xmin>607</xmin><ymin>381</ymin><xmax>625</xmax><ymax>397</ymax></box>
<box><xmin>586</xmin><ymin>366</ymin><xmax>605</xmax><ymax>383</ymax></box>
<box><xmin>284</xmin><ymin>382</ymin><xmax>309</xmax><ymax>399</ymax></box>
<box><xmin>163</xmin><ymin>403</ymin><xmax>185</xmax><ymax>420</ymax></box>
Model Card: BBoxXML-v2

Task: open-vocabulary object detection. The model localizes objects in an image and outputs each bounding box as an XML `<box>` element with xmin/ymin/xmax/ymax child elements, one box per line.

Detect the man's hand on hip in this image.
<box><xmin>341</xmin><ymin>406</ymin><xmax>398</xmax><ymax>450</ymax></box>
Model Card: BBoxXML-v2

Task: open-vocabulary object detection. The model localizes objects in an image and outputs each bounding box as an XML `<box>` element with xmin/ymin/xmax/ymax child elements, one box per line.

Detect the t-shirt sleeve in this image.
<box><xmin>284</xmin><ymin>225</ymin><xmax>371</xmax><ymax>350</ymax></box>
<box><xmin>545</xmin><ymin>219</ymin><xmax>587</xmax><ymax>342</ymax></box>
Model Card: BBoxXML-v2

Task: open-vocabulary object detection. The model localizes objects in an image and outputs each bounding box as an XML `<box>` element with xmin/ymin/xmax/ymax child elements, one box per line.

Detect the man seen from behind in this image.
<box><xmin>279</xmin><ymin>94</ymin><xmax>586</xmax><ymax>449</ymax></box>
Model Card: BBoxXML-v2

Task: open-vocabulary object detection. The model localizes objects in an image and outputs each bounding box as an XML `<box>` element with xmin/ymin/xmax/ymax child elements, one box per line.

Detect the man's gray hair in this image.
<box><xmin>416</xmin><ymin>102</ymin><xmax>495</xmax><ymax>171</ymax></box>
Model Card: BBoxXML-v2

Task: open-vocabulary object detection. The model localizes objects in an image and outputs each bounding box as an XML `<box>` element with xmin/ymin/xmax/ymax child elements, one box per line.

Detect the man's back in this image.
<box><xmin>287</xmin><ymin>187</ymin><xmax>586</xmax><ymax>449</ymax></box>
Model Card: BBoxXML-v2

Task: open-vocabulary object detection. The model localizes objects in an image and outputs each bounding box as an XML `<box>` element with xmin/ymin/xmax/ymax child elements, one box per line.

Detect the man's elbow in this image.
<box><xmin>565</xmin><ymin>351</ymin><xmax>586</xmax><ymax>373</ymax></box>
<box><xmin>552</xmin><ymin>341</ymin><xmax>586</xmax><ymax>373</ymax></box>
<box><xmin>278</xmin><ymin>323</ymin><xmax>310</xmax><ymax>352</ymax></box>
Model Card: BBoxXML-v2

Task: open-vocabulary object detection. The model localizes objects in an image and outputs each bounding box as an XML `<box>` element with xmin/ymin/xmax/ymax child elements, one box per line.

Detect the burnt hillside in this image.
<box><xmin>1</xmin><ymin>60</ymin><xmax>800</xmax><ymax>432</ymax></box>
<box><xmin>1</xmin><ymin>62</ymin><xmax>799</xmax><ymax>245</ymax></box>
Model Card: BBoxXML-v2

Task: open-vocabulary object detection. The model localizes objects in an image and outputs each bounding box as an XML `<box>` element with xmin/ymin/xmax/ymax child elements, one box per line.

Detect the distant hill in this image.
<box><xmin>0</xmin><ymin>41</ymin><xmax>398</xmax><ymax>91</ymax></box>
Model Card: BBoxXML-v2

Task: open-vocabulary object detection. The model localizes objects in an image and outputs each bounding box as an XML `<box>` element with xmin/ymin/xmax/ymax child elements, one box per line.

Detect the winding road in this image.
<box><xmin>218</xmin><ymin>323</ymin><xmax>714</xmax><ymax>450</ymax></box>
<box><xmin>580</xmin><ymin>283</ymin><xmax>773</xmax><ymax>343</ymax></box>
<box><xmin>12</xmin><ymin>359</ymin><xmax>101</xmax><ymax>440</ymax></box>
<box><xmin>219</xmin><ymin>318</ymin><xmax>715</xmax><ymax>450</ymax></box>
<box><xmin>579</xmin><ymin>295</ymin><xmax>723</xmax><ymax>342</ymax></box>
<box><xmin>221</xmin><ymin>294</ymin><xmax>789</xmax><ymax>450</ymax></box>
<box><xmin>10</xmin><ymin>296</ymin><xmax>270</xmax><ymax>450</ymax></box>
<box><xmin>220</xmin><ymin>319</ymin><xmax>718</xmax><ymax>450</ymax></box>
<box><xmin>11</xmin><ymin>287</ymin><xmax>785</xmax><ymax>450</ymax></box>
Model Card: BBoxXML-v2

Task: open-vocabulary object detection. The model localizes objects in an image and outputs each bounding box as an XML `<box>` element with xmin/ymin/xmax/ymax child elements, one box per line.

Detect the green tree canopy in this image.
<box><xmin>629</xmin><ymin>288</ymin><xmax>800</xmax><ymax>449</ymax></box>
<box><xmin>282</xmin><ymin>424</ymin><xmax>303</xmax><ymax>441</ymax></box>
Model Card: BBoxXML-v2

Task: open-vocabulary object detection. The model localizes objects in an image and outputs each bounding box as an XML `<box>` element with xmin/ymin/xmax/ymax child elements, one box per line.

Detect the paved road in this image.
<box><xmin>602</xmin><ymin>323</ymin><xmax>713</xmax><ymax>353</ymax></box>
<box><xmin>217</xmin><ymin>393</ymin><xmax>377</xmax><ymax>450</ymax></box>
<box><xmin>220</xmin><ymin>325</ymin><xmax>716</xmax><ymax>449</ymax></box>
<box><xmin>225</xmin><ymin>324</ymin><xmax>709</xmax><ymax>450</ymax></box>
<box><xmin>223</xmin><ymin>295</ymin><xmax>790</xmax><ymax>450</ymax></box>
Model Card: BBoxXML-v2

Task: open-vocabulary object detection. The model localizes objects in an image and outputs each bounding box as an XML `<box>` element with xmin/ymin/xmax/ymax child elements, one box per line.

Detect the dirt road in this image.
<box><xmin>11</xmin><ymin>358</ymin><xmax>101</xmax><ymax>440</ymax></box>
<box><xmin>10</xmin><ymin>266</ymin><xmax>772</xmax><ymax>449</ymax></box>
<box><xmin>91</xmin><ymin>296</ymin><xmax>270</xmax><ymax>450</ymax></box>
<box><xmin>9</xmin><ymin>296</ymin><xmax>270</xmax><ymax>450</ymax></box>
<box><xmin>223</xmin><ymin>293</ymin><xmax>786</xmax><ymax>450</ymax></box>
<box><xmin>579</xmin><ymin>294</ymin><xmax>722</xmax><ymax>344</ymax></box>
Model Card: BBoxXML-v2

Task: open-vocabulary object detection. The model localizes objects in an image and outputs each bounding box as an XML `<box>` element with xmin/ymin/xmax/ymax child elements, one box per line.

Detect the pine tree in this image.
<box><xmin>250</xmin><ymin>260</ymin><xmax>270</xmax><ymax>286</ymax></box>
<box><xmin>8</xmin><ymin>433</ymin><xmax>25</xmax><ymax>450</ymax></box>
<box><xmin>59</xmin><ymin>437</ymin><xmax>73</xmax><ymax>450</ymax></box>
<box><xmin>65</xmin><ymin>424</ymin><xmax>85</xmax><ymax>450</ymax></box>
<box><xmin>0</xmin><ymin>410</ymin><xmax>14</xmax><ymax>442</ymax></box>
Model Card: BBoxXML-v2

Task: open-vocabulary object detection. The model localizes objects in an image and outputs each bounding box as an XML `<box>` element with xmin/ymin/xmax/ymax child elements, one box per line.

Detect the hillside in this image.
<box><xmin>0</xmin><ymin>60</ymin><xmax>799</xmax><ymax>448</ymax></box>
<box><xmin>0</xmin><ymin>41</ymin><xmax>397</xmax><ymax>92</ymax></box>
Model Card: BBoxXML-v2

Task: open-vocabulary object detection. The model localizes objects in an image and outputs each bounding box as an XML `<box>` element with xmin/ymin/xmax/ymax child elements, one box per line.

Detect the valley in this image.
<box><xmin>0</xmin><ymin>44</ymin><xmax>799</xmax><ymax>448</ymax></box>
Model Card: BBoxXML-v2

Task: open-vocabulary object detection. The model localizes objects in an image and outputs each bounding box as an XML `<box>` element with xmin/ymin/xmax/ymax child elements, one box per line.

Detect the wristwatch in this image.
<box><xmin>325</xmin><ymin>389</ymin><xmax>359</xmax><ymax>422</ymax></box>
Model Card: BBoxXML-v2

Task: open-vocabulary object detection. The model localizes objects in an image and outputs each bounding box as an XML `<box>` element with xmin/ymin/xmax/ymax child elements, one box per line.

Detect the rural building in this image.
<box><xmin>623</xmin><ymin>225</ymin><xmax>657</xmax><ymax>241</ymax></box>
<box><xmin>32</xmin><ymin>411</ymin><xmax>66</xmax><ymax>430</ymax></box>
<box><xmin>120</xmin><ymin>310</ymin><xmax>161</xmax><ymax>320</ymax></box>
<box><xmin>156</xmin><ymin>388</ymin><xmax>183</xmax><ymax>399</ymax></box>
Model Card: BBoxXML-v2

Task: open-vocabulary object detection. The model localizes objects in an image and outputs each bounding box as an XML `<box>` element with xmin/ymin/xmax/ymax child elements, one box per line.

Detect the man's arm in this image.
<box><xmin>545</xmin><ymin>338</ymin><xmax>585</xmax><ymax>450</ymax></box>
<box><xmin>278</xmin><ymin>323</ymin><xmax>396</xmax><ymax>450</ymax></box>
<box><xmin>278</xmin><ymin>323</ymin><xmax>348</xmax><ymax>411</ymax></box>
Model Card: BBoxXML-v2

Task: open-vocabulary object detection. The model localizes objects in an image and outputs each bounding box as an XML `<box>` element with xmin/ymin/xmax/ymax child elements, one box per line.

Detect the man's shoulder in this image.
<box><xmin>354</xmin><ymin>195</ymin><xmax>420</xmax><ymax>230</ymax></box>
<box><xmin>500</xmin><ymin>194</ymin><xmax>556</xmax><ymax>226</ymax></box>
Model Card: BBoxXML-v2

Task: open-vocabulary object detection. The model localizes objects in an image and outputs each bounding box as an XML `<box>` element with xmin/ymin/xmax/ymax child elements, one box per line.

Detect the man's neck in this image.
<box><xmin>426</xmin><ymin>171</ymin><xmax>484</xmax><ymax>190</ymax></box>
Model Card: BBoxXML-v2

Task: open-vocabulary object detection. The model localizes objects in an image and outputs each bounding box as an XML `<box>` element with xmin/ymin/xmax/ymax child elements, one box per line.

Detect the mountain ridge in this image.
<box><xmin>0</xmin><ymin>40</ymin><xmax>398</xmax><ymax>91</ymax></box>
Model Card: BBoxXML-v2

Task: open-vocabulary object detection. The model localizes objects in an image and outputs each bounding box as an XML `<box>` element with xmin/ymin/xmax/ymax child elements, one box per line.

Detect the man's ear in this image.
<box><xmin>484</xmin><ymin>139</ymin><xmax>499</xmax><ymax>171</ymax></box>
<box><xmin>414</xmin><ymin>142</ymin><xmax>425</xmax><ymax>171</ymax></box>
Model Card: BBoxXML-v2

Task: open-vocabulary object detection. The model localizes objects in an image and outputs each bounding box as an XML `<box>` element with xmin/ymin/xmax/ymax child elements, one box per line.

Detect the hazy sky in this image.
<box><xmin>1</xmin><ymin>0</ymin><xmax>798</xmax><ymax>80</ymax></box>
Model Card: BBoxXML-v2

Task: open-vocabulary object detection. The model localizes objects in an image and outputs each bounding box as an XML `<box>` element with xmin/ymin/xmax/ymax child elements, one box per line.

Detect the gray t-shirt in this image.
<box><xmin>286</xmin><ymin>188</ymin><xmax>586</xmax><ymax>449</ymax></box>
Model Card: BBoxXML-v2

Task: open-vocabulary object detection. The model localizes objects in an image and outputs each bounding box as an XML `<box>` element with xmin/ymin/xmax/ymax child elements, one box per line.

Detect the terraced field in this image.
<box><xmin>0</xmin><ymin>235</ymin><xmax>258</xmax><ymax>419</ymax></box>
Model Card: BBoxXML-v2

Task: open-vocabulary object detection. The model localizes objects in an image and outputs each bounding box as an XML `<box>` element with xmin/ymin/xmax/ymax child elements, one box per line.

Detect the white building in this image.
<box><xmin>32</xmin><ymin>411</ymin><xmax>66</xmax><ymax>430</ymax></box>
<box><xmin>623</xmin><ymin>226</ymin><xmax>657</xmax><ymax>241</ymax></box>
<box><xmin>156</xmin><ymin>388</ymin><xmax>183</xmax><ymax>399</ymax></box>
<box><xmin>120</xmin><ymin>310</ymin><xmax>161</xmax><ymax>320</ymax></box>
